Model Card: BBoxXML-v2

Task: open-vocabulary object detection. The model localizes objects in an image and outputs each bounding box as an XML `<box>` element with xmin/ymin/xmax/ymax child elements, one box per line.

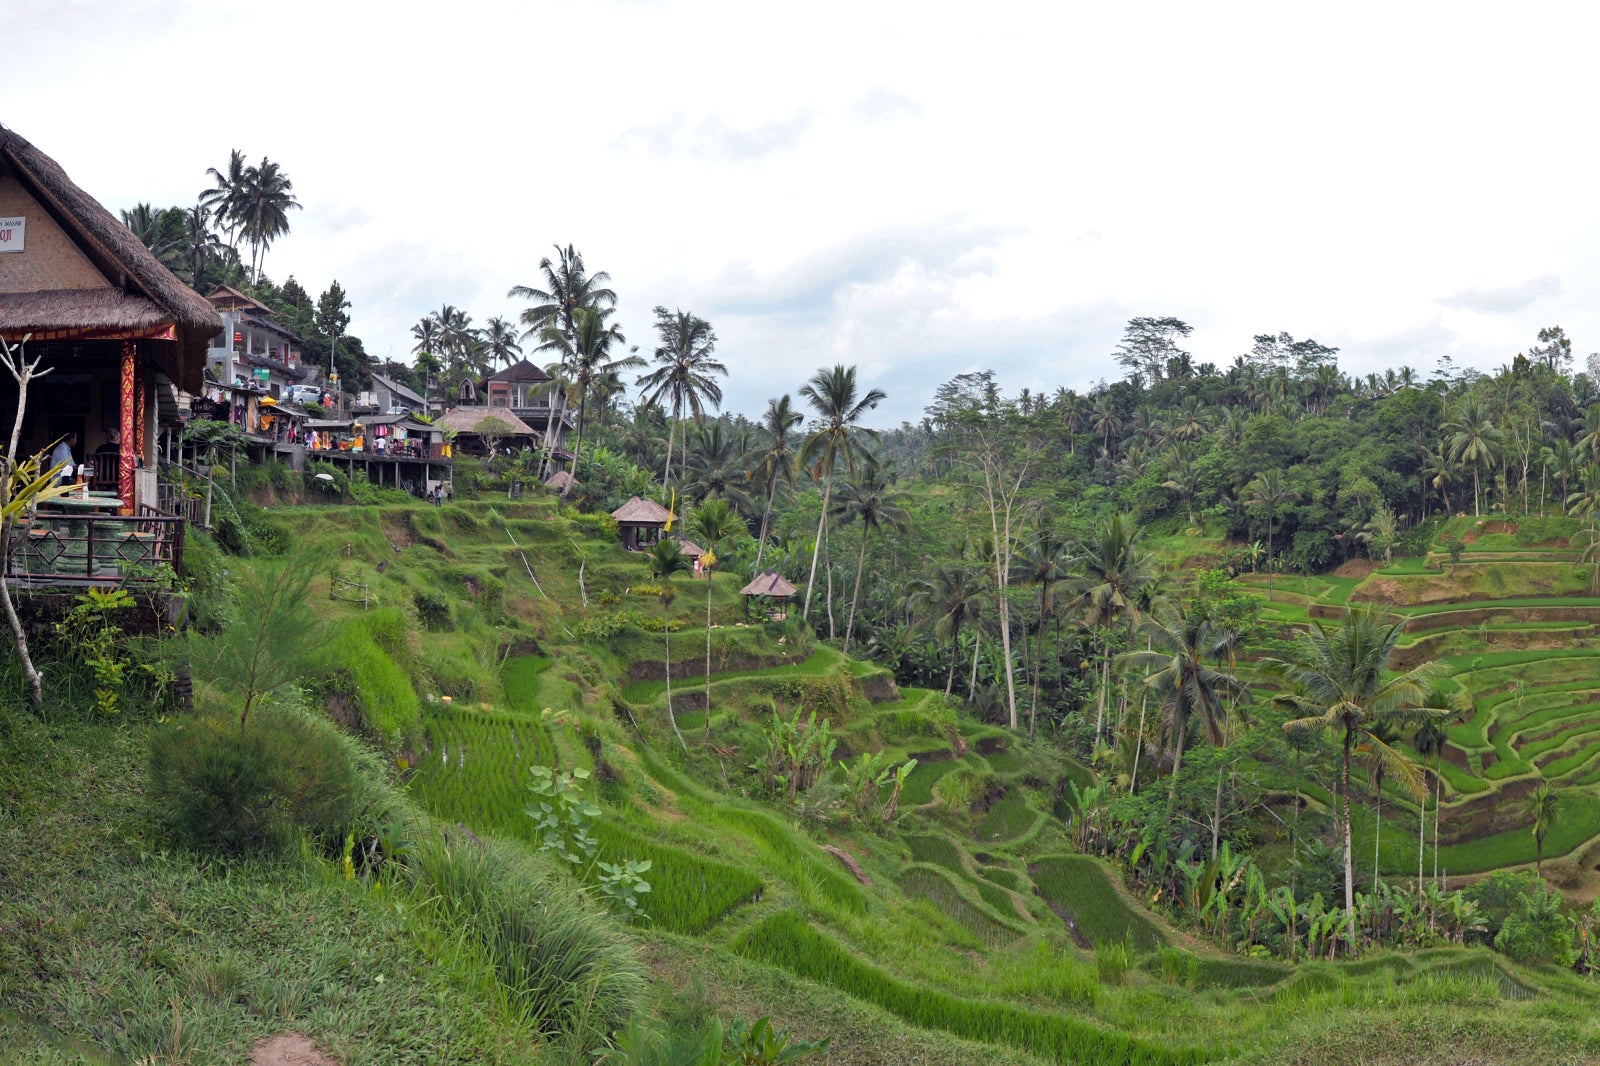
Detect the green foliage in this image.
<box><xmin>53</xmin><ymin>586</ymin><xmax>141</xmax><ymax>717</ymax></box>
<box><xmin>1031</xmin><ymin>855</ymin><xmax>1165</xmax><ymax>950</ymax></box>
<box><xmin>735</xmin><ymin>911</ymin><xmax>1207</xmax><ymax>1065</ymax></box>
<box><xmin>1493</xmin><ymin>886</ymin><xmax>1576</xmax><ymax>966</ymax></box>
<box><xmin>147</xmin><ymin>703</ymin><xmax>377</xmax><ymax>856</ymax></box>
<box><xmin>414</xmin><ymin>590</ymin><xmax>452</xmax><ymax>630</ymax></box>
<box><xmin>1094</xmin><ymin>933</ymin><xmax>1135</xmax><ymax>986</ymax></box>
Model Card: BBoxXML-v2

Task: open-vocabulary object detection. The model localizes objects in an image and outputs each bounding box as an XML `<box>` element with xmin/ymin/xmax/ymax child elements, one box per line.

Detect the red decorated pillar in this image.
<box><xmin>119</xmin><ymin>340</ymin><xmax>136</xmax><ymax>512</ymax></box>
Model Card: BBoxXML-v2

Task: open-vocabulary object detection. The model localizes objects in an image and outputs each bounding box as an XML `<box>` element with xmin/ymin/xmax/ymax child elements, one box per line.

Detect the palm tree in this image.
<box><xmin>908</xmin><ymin>563</ymin><xmax>984</xmax><ymax>698</ymax></box>
<box><xmin>508</xmin><ymin>244</ymin><xmax>617</xmax><ymax>341</ymax></box>
<box><xmin>647</xmin><ymin>539</ymin><xmax>693</xmax><ymax>751</ymax></box>
<box><xmin>750</xmin><ymin>395</ymin><xmax>803</xmax><ymax>575</ymax></box>
<box><xmin>1524</xmin><ymin>782</ymin><xmax>1559</xmax><ymax>876</ymax></box>
<box><xmin>1071</xmin><ymin>513</ymin><xmax>1155</xmax><ymax>744</ymax></box>
<box><xmin>1118</xmin><ymin>605</ymin><xmax>1244</xmax><ymax>803</ymax></box>
<box><xmin>539</xmin><ymin>306</ymin><xmax>642</xmax><ymax>482</ymax></box>
<box><xmin>682</xmin><ymin>422</ymin><xmax>754</xmax><ymax>513</ymax></box>
<box><xmin>483</xmin><ymin>316</ymin><xmax>523</xmax><ymax>370</ymax></box>
<box><xmin>1413</xmin><ymin>705</ymin><xmax>1454</xmax><ymax>892</ymax></box>
<box><xmin>797</xmin><ymin>365</ymin><xmax>887</xmax><ymax>623</ymax></box>
<box><xmin>1091</xmin><ymin>394</ymin><xmax>1123</xmax><ymax>452</ymax></box>
<box><xmin>1243</xmin><ymin>470</ymin><xmax>1299</xmax><ymax>600</ymax></box>
<box><xmin>198</xmin><ymin>148</ymin><xmax>248</xmax><ymax>254</ymax></box>
<box><xmin>637</xmin><ymin>308</ymin><xmax>726</xmax><ymax>487</ymax></box>
<box><xmin>235</xmin><ymin>156</ymin><xmax>301</xmax><ymax>282</ymax></box>
<box><xmin>1445</xmin><ymin>400</ymin><xmax>1504</xmax><ymax>516</ymax></box>
<box><xmin>1265</xmin><ymin>607</ymin><xmax>1443</xmax><ymax>950</ymax></box>
<box><xmin>178</xmin><ymin>204</ymin><xmax>226</xmax><ymax>287</ymax></box>
<box><xmin>830</xmin><ymin>463</ymin><xmax>909</xmax><ymax>652</ymax></box>
<box><xmin>1018</xmin><ymin>529</ymin><xmax>1072</xmax><ymax>740</ymax></box>
<box><xmin>120</xmin><ymin>203</ymin><xmax>182</xmax><ymax>269</ymax></box>
<box><xmin>689</xmin><ymin>499</ymin><xmax>744</xmax><ymax>740</ymax></box>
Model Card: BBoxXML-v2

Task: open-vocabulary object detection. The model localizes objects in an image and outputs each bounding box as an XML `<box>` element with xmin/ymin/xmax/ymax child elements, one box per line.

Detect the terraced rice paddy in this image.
<box><xmin>1031</xmin><ymin>855</ymin><xmax>1165</xmax><ymax>950</ymax></box>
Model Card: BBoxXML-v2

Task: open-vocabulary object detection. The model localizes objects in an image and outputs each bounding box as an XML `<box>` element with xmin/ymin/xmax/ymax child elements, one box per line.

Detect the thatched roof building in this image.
<box><xmin>0</xmin><ymin>125</ymin><xmax>220</xmax><ymax>391</ymax></box>
<box><xmin>0</xmin><ymin>123</ymin><xmax>222</xmax><ymax>511</ymax></box>
<box><xmin>545</xmin><ymin>469</ymin><xmax>577</xmax><ymax>491</ymax></box>
<box><xmin>611</xmin><ymin>495</ymin><xmax>671</xmax><ymax>550</ymax></box>
<box><xmin>740</xmin><ymin>571</ymin><xmax>798</xmax><ymax>598</ymax></box>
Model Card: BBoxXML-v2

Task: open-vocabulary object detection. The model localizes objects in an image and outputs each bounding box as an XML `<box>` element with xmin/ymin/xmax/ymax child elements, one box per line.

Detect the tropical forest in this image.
<box><xmin>8</xmin><ymin>158</ymin><xmax>1600</xmax><ymax>1066</ymax></box>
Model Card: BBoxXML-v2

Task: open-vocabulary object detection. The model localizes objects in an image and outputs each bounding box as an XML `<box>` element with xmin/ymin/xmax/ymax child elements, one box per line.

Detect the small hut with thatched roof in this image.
<box><xmin>0</xmin><ymin>123</ymin><xmax>221</xmax><ymax>517</ymax></box>
<box><xmin>437</xmin><ymin>405</ymin><xmax>537</xmax><ymax>457</ymax></box>
<box><xmin>740</xmin><ymin>570</ymin><xmax>798</xmax><ymax>619</ymax></box>
<box><xmin>544</xmin><ymin>469</ymin><xmax>577</xmax><ymax>493</ymax></box>
<box><xmin>611</xmin><ymin>495</ymin><xmax>671</xmax><ymax>550</ymax></box>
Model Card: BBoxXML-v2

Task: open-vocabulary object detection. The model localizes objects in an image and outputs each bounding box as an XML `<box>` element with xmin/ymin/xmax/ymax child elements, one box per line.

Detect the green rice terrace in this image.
<box><xmin>5</xmin><ymin>496</ymin><xmax>1600</xmax><ymax>1065</ymax></box>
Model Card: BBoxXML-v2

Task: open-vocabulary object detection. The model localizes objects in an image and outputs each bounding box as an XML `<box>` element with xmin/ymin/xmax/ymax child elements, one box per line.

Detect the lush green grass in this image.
<box><xmin>975</xmin><ymin>788</ymin><xmax>1039</xmax><ymax>844</ymax></box>
<box><xmin>1031</xmin><ymin>855</ymin><xmax>1165</xmax><ymax>950</ymax></box>
<box><xmin>588</xmin><ymin>820</ymin><xmax>764</xmax><ymax>934</ymax></box>
<box><xmin>906</xmin><ymin>832</ymin><xmax>968</xmax><ymax>872</ymax></box>
<box><xmin>900</xmin><ymin>757</ymin><xmax>965</xmax><ymax>806</ymax></box>
<box><xmin>618</xmin><ymin>647</ymin><xmax>841</xmax><ymax>703</ymax></box>
<box><xmin>897</xmin><ymin>865</ymin><xmax>1022</xmax><ymax>948</ymax></box>
<box><xmin>735</xmin><ymin>911</ymin><xmax>1211</xmax><ymax>1066</ymax></box>
<box><xmin>1357</xmin><ymin>790</ymin><xmax>1600</xmax><ymax>874</ymax></box>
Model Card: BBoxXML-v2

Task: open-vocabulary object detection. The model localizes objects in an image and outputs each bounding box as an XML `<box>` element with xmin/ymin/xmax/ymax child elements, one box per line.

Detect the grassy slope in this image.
<box><xmin>9</xmin><ymin>496</ymin><xmax>1600</xmax><ymax>1063</ymax></box>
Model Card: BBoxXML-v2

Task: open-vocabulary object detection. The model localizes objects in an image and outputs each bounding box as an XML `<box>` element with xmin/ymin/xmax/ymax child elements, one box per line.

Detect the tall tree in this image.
<box><xmin>1524</xmin><ymin>782</ymin><xmax>1560</xmax><ymax>876</ymax></box>
<box><xmin>1071</xmin><ymin>513</ymin><xmax>1155</xmax><ymax>744</ymax></box>
<box><xmin>797</xmin><ymin>365</ymin><xmax>886</xmax><ymax>624</ymax></box>
<box><xmin>314</xmin><ymin>281</ymin><xmax>351</xmax><ymax>383</ymax></box>
<box><xmin>830</xmin><ymin>463</ymin><xmax>910</xmax><ymax>653</ymax></box>
<box><xmin>1243</xmin><ymin>470</ymin><xmax>1299</xmax><ymax>601</ymax></box>
<box><xmin>539</xmin><ymin>306</ymin><xmax>640</xmax><ymax>482</ymax></box>
<box><xmin>908</xmin><ymin>563</ymin><xmax>984</xmax><ymax>698</ymax></box>
<box><xmin>1266</xmin><ymin>608</ymin><xmax>1442</xmax><ymax>950</ymax></box>
<box><xmin>1113</xmin><ymin>317</ymin><xmax>1193</xmax><ymax>383</ymax></box>
<box><xmin>1018</xmin><ymin>529</ymin><xmax>1072</xmax><ymax>740</ymax></box>
<box><xmin>647</xmin><ymin>539</ymin><xmax>693</xmax><ymax>751</ymax></box>
<box><xmin>235</xmin><ymin>156</ymin><xmax>300</xmax><ymax>282</ymax></box>
<box><xmin>508</xmin><ymin>244</ymin><xmax>617</xmax><ymax>343</ymax></box>
<box><xmin>689</xmin><ymin>499</ymin><xmax>744</xmax><ymax>740</ymax></box>
<box><xmin>198</xmin><ymin>148</ymin><xmax>248</xmax><ymax>254</ymax></box>
<box><xmin>1118</xmin><ymin>605</ymin><xmax>1244</xmax><ymax>803</ymax></box>
<box><xmin>750</xmin><ymin>395</ymin><xmax>803</xmax><ymax>576</ymax></box>
<box><xmin>1445</xmin><ymin>399</ymin><xmax>1504</xmax><ymax>517</ymax></box>
<box><xmin>483</xmin><ymin>316</ymin><xmax>523</xmax><ymax>370</ymax></box>
<box><xmin>637</xmin><ymin>308</ymin><xmax>726</xmax><ymax>487</ymax></box>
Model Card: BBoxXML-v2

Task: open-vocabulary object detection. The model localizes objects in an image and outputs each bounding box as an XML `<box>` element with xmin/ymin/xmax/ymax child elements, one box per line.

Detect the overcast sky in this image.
<box><xmin>9</xmin><ymin>0</ymin><xmax>1600</xmax><ymax>424</ymax></box>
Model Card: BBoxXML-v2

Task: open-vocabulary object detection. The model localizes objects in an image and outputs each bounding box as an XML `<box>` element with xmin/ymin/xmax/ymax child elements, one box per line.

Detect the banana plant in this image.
<box><xmin>882</xmin><ymin>758</ymin><xmax>918</xmax><ymax>823</ymax></box>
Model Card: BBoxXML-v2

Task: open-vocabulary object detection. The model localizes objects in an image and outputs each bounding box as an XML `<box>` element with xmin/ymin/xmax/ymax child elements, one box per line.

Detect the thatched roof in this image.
<box><xmin>0</xmin><ymin>125</ymin><xmax>221</xmax><ymax>390</ymax></box>
<box><xmin>436</xmin><ymin>405</ymin><xmax>536</xmax><ymax>436</ymax></box>
<box><xmin>545</xmin><ymin>469</ymin><xmax>577</xmax><ymax>490</ymax></box>
<box><xmin>206</xmin><ymin>284</ymin><xmax>272</xmax><ymax>314</ymax></box>
<box><xmin>487</xmin><ymin>358</ymin><xmax>551</xmax><ymax>384</ymax></box>
<box><xmin>674</xmin><ymin>537</ymin><xmax>705</xmax><ymax>558</ymax></box>
<box><xmin>611</xmin><ymin>495</ymin><xmax>670</xmax><ymax>524</ymax></box>
<box><xmin>740</xmin><ymin>571</ymin><xmax>798</xmax><ymax>598</ymax></box>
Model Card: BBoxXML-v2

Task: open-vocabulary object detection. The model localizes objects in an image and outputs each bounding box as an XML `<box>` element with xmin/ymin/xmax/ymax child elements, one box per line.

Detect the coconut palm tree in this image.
<box><xmin>1071</xmin><ymin>513</ymin><xmax>1155</xmax><ymax>744</ymax></box>
<box><xmin>908</xmin><ymin>563</ymin><xmax>985</xmax><ymax>698</ymax></box>
<box><xmin>1243</xmin><ymin>470</ymin><xmax>1300</xmax><ymax>600</ymax></box>
<box><xmin>198</xmin><ymin>148</ymin><xmax>248</xmax><ymax>254</ymax></box>
<box><xmin>647</xmin><ymin>539</ymin><xmax>693</xmax><ymax>751</ymax></box>
<box><xmin>830</xmin><ymin>463</ymin><xmax>909</xmax><ymax>652</ymax></box>
<box><xmin>120</xmin><ymin>203</ymin><xmax>183</xmax><ymax>270</ymax></box>
<box><xmin>1524</xmin><ymin>781</ymin><xmax>1560</xmax><ymax>876</ymax></box>
<box><xmin>235</xmin><ymin>156</ymin><xmax>301</xmax><ymax>282</ymax></box>
<box><xmin>797</xmin><ymin>365</ymin><xmax>886</xmax><ymax>624</ymax></box>
<box><xmin>1091</xmin><ymin>394</ymin><xmax>1123</xmax><ymax>452</ymax></box>
<box><xmin>1118</xmin><ymin>605</ymin><xmax>1244</xmax><ymax>803</ymax></box>
<box><xmin>1018</xmin><ymin>529</ymin><xmax>1072</xmax><ymax>740</ymax></box>
<box><xmin>637</xmin><ymin>308</ymin><xmax>726</xmax><ymax>488</ymax></box>
<box><xmin>1445</xmin><ymin>400</ymin><xmax>1504</xmax><ymax>516</ymax></box>
<box><xmin>689</xmin><ymin>498</ymin><xmax>744</xmax><ymax>740</ymax></box>
<box><xmin>1412</xmin><ymin>703</ymin><xmax>1456</xmax><ymax>892</ymax></box>
<box><xmin>178</xmin><ymin>204</ymin><xmax>226</xmax><ymax>287</ymax></box>
<box><xmin>538</xmin><ymin>306</ymin><xmax>642</xmax><ymax>482</ymax></box>
<box><xmin>483</xmin><ymin>316</ymin><xmax>523</xmax><ymax>370</ymax></box>
<box><xmin>682</xmin><ymin>422</ymin><xmax>754</xmax><ymax>514</ymax></box>
<box><xmin>1265</xmin><ymin>607</ymin><xmax>1443</xmax><ymax>950</ymax></box>
<box><xmin>750</xmin><ymin>395</ymin><xmax>803</xmax><ymax>576</ymax></box>
<box><xmin>508</xmin><ymin>244</ymin><xmax>617</xmax><ymax>342</ymax></box>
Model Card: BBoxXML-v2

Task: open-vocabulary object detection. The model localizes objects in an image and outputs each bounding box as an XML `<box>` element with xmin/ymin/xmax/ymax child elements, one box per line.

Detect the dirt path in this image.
<box><xmin>251</xmin><ymin>1034</ymin><xmax>339</xmax><ymax>1066</ymax></box>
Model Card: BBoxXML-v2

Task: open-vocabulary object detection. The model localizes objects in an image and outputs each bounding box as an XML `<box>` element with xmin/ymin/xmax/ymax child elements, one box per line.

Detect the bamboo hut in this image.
<box><xmin>740</xmin><ymin>570</ymin><xmax>797</xmax><ymax>620</ymax></box>
<box><xmin>611</xmin><ymin>495</ymin><xmax>671</xmax><ymax>550</ymax></box>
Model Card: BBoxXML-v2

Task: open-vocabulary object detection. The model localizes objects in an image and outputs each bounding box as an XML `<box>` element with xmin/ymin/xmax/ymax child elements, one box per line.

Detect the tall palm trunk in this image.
<box><xmin>1341</xmin><ymin>728</ymin><xmax>1357</xmax><ymax>950</ymax></box>
<box><xmin>969</xmin><ymin>629</ymin><xmax>982</xmax><ymax>697</ymax></box>
<box><xmin>1167</xmin><ymin>713</ymin><xmax>1188</xmax><ymax>803</ymax></box>
<box><xmin>944</xmin><ymin>626</ymin><xmax>960</xmax><ymax>698</ymax></box>
<box><xmin>663</xmin><ymin>597</ymin><xmax>686</xmax><ymax>751</ymax></box>
<box><xmin>662</xmin><ymin>408</ymin><xmax>679</xmax><ymax>487</ymax></box>
<box><xmin>704</xmin><ymin>568</ymin><xmax>714</xmax><ymax>741</ymax></box>
<box><xmin>803</xmin><ymin>476</ymin><xmax>833</xmax><ymax>620</ymax></box>
<box><xmin>1418</xmin><ymin>759</ymin><xmax>1428</xmax><ymax>894</ymax></box>
<box><xmin>1030</xmin><ymin>594</ymin><xmax>1048</xmax><ymax>741</ymax></box>
<box><xmin>753</xmin><ymin>478</ymin><xmax>777</xmax><ymax>575</ymax></box>
<box><xmin>844</xmin><ymin>530</ymin><xmax>868</xmax><ymax>652</ymax></box>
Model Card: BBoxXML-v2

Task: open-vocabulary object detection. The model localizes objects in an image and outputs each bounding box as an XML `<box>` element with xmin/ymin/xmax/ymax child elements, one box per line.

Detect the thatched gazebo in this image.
<box><xmin>611</xmin><ymin>495</ymin><xmax>670</xmax><ymax>550</ymax></box>
<box><xmin>740</xmin><ymin>570</ymin><xmax>798</xmax><ymax>620</ymax></box>
<box><xmin>436</xmin><ymin>405</ymin><xmax>537</xmax><ymax>456</ymax></box>
<box><xmin>544</xmin><ymin>469</ymin><xmax>577</xmax><ymax>492</ymax></box>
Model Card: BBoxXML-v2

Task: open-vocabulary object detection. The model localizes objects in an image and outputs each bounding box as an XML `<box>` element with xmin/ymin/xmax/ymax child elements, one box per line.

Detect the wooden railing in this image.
<box><xmin>5</xmin><ymin>507</ymin><xmax>185</xmax><ymax>585</ymax></box>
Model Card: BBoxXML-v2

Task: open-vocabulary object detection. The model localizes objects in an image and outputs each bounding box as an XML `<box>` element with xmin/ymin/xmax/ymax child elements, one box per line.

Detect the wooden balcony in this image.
<box><xmin>6</xmin><ymin>505</ymin><xmax>184</xmax><ymax>587</ymax></box>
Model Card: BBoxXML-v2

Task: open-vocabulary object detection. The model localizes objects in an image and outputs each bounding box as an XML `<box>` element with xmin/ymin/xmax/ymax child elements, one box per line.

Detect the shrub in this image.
<box><xmin>147</xmin><ymin>704</ymin><xmax>374</xmax><ymax>856</ymax></box>
<box><xmin>414</xmin><ymin>591</ymin><xmax>452</xmax><ymax>631</ymax></box>
<box><xmin>1494</xmin><ymin>887</ymin><xmax>1577</xmax><ymax>966</ymax></box>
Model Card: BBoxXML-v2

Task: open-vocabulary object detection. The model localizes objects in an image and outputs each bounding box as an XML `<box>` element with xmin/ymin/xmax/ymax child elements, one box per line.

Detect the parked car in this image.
<box><xmin>283</xmin><ymin>384</ymin><xmax>323</xmax><ymax>405</ymax></box>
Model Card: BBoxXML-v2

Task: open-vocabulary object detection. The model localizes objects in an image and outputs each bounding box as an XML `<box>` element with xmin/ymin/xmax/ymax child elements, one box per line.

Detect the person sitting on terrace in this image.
<box><xmin>48</xmin><ymin>433</ymin><xmax>77</xmax><ymax>485</ymax></box>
